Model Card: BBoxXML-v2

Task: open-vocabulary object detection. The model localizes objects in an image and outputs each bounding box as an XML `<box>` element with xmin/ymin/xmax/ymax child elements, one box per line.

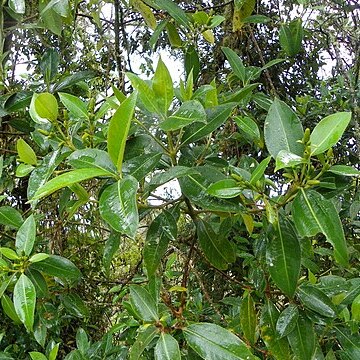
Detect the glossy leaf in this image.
<box><xmin>185</xmin><ymin>45</ymin><xmax>200</xmax><ymax>81</ymax></box>
<box><xmin>328</xmin><ymin>165</ymin><xmax>360</xmax><ymax>177</ymax></box>
<box><xmin>292</xmin><ymin>189</ymin><xmax>348</xmax><ymax>266</ymax></box>
<box><xmin>155</xmin><ymin>333</ymin><xmax>181</xmax><ymax>360</ymax></box>
<box><xmin>276</xmin><ymin>304</ymin><xmax>299</xmax><ymax>338</ymax></box>
<box><xmin>153</xmin><ymin>57</ymin><xmax>174</xmax><ymax>114</ymax></box>
<box><xmin>0</xmin><ymin>206</ymin><xmax>23</xmax><ymax>229</ymax></box>
<box><xmin>129</xmin><ymin>285</ymin><xmax>159</xmax><ymax>322</ymax></box>
<box><xmin>182</xmin><ymin>103</ymin><xmax>236</xmax><ymax>145</ymax></box>
<box><xmin>99</xmin><ymin>176</ymin><xmax>139</xmax><ymax>238</ymax></box>
<box><xmin>335</xmin><ymin>326</ymin><xmax>360</xmax><ymax>358</ymax></box>
<box><xmin>165</xmin><ymin>22</ymin><xmax>182</xmax><ymax>48</ymax></box>
<box><xmin>183</xmin><ymin>323</ymin><xmax>259</xmax><ymax>360</ymax></box>
<box><xmin>129</xmin><ymin>325</ymin><xmax>158</xmax><ymax>360</ymax></box>
<box><xmin>264</xmin><ymin>98</ymin><xmax>304</xmax><ymax>158</ymax></box>
<box><xmin>160</xmin><ymin>100</ymin><xmax>206</xmax><ymax>131</ymax></box>
<box><xmin>275</xmin><ymin>150</ymin><xmax>305</xmax><ymax>171</ymax></box>
<box><xmin>233</xmin><ymin>116</ymin><xmax>260</xmax><ymax>142</ymax></box>
<box><xmin>31</xmin><ymin>168</ymin><xmax>112</xmax><ymax>201</ymax></box>
<box><xmin>9</xmin><ymin>0</ymin><xmax>25</xmax><ymax>14</ymax></box>
<box><xmin>26</xmin><ymin>269</ymin><xmax>48</xmax><ymax>298</ymax></box>
<box><xmin>107</xmin><ymin>92</ymin><xmax>137</xmax><ymax>172</ymax></box>
<box><xmin>14</xmin><ymin>274</ymin><xmax>36</xmax><ymax>332</ymax></box>
<box><xmin>29</xmin><ymin>352</ymin><xmax>48</xmax><ymax>360</ymax></box>
<box><xmin>51</xmin><ymin>70</ymin><xmax>95</xmax><ymax>92</ymax></box>
<box><xmin>30</xmin><ymin>255</ymin><xmax>81</xmax><ymax>282</ymax></box>
<box><xmin>266</xmin><ymin>217</ymin><xmax>301</xmax><ymax>298</ymax></box>
<box><xmin>68</xmin><ymin>149</ymin><xmax>117</xmax><ymax>174</ymax></box>
<box><xmin>222</xmin><ymin>47</ymin><xmax>246</xmax><ymax>83</ymax></box>
<box><xmin>250</xmin><ymin>156</ymin><xmax>271</xmax><ymax>185</ymax></box>
<box><xmin>15</xmin><ymin>214</ymin><xmax>36</xmax><ymax>256</ymax></box>
<box><xmin>260</xmin><ymin>301</ymin><xmax>291</xmax><ymax>360</ymax></box>
<box><xmin>130</xmin><ymin>0</ymin><xmax>157</xmax><ymax>30</ymax></box>
<box><xmin>1</xmin><ymin>295</ymin><xmax>22</xmax><ymax>324</ymax></box>
<box><xmin>207</xmin><ymin>179</ymin><xmax>242</xmax><ymax>199</ymax></box>
<box><xmin>297</xmin><ymin>285</ymin><xmax>336</xmax><ymax>318</ymax></box>
<box><xmin>287</xmin><ymin>313</ymin><xmax>315</xmax><ymax>360</ymax></box>
<box><xmin>351</xmin><ymin>293</ymin><xmax>360</xmax><ymax>321</ymax></box>
<box><xmin>310</xmin><ymin>112</ymin><xmax>351</xmax><ymax>155</ymax></box>
<box><xmin>103</xmin><ymin>234</ymin><xmax>120</xmax><ymax>276</ymax></box>
<box><xmin>224</xmin><ymin>83</ymin><xmax>259</xmax><ymax>104</ymax></box>
<box><xmin>61</xmin><ymin>293</ymin><xmax>89</xmax><ymax>318</ymax></box>
<box><xmin>17</xmin><ymin>139</ymin><xmax>37</xmax><ymax>165</ymax></box>
<box><xmin>59</xmin><ymin>92</ymin><xmax>88</xmax><ymax>119</ymax></box>
<box><xmin>279</xmin><ymin>19</ymin><xmax>303</xmax><ymax>57</ymax></box>
<box><xmin>144</xmin><ymin>210</ymin><xmax>177</xmax><ymax>276</ymax></box>
<box><xmin>0</xmin><ymin>247</ymin><xmax>20</xmax><ymax>260</ymax></box>
<box><xmin>76</xmin><ymin>328</ymin><xmax>90</xmax><ymax>355</ymax></box>
<box><xmin>30</xmin><ymin>93</ymin><xmax>58</xmax><ymax>123</ymax></box>
<box><xmin>240</xmin><ymin>292</ymin><xmax>257</xmax><ymax>344</ymax></box>
<box><xmin>156</xmin><ymin>0</ymin><xmax>190</xmax><ymax>28</ymax></box>
<box><xmin>123</xmin><ymin>152</ymin><xmax>162</xmax><ymax>181</ymax></box>
<box><xmin>196</xmin><ymin>219</ymin><xmax>236</xmax><ymax>270</ymax></box>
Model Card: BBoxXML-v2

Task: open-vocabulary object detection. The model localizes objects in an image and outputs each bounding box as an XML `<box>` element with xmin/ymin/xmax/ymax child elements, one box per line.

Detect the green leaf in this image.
<box><xmin>68</xmin><ymin>149</ymin><xmax>117</xmax><ymax>174</ymax></box>
<box><xmin>0</xmin><ymin>247</ymin><xmax>20</xmax><ymax>260</ymax></box>
<box><xmin>126</xmin><ymin>73</ymin><xmax>159</xmax><ymax>114</ymax></box>
<box><xmin>275</xmin><ymin>150</ymin><xmax>305</xmax><ymax>172</ymax></box>
<box><xmin>160</xmin><ymin>100</ymin><xmax>206</xmax><ymax>131</ymax></box>
<box><xmin>260</xmin><ymin>301</ymin><xmax>291</xmax><ymax>360</ymax></box>
<box><xmin>29</xmin><ymin>352</ymin><xmax>48</xmax><ymax>360</ymax></box>
<box><xmin>351</xmin><ymin>293</ymin><xmax>360</xmax><ymax>321</ymax></box>
<box><xmin>0</xmin><ymin>206</ymin><xmax>23</xmax><ymax>229</ymax></box>
<box><xmin>287</xmin><ymin>313</ymin><xmax>315</xmax><ymax>360</ymax></box>
<box><xmin>16</xmin><ymin>164</ymin><xmax>35</xmax><ymax>177</ymax></box>
<box><xmin>310</xmin><ymin>112</ymin><xmax>352</xmax><ymax>155</ymax></box>
<box><xmin>9</xmin><ymin>0</ymin><xmax>25</xmax><ymax>14</ymax></box>
<box><xmin>59</xmin><ymin>92</ymin><xmax>88</xmax><ymax>119</ymax></box>
<box><xmin>1</xmin><ymin>295</ymin><xmax>22</xmax><ymax>324</ymax></box>
<box><xmin>276</xmin><ymin>304</ymin><xmax>299</xmax><ymax>338</ymax></box>
<box><xmin>207</xmin><ymin>179</ymin><xmax>242</xmax><ymax>199</ymax></box>
<box><xmin>130</xmin><ymin>0</ymin><xmax>157</xmax><ymax>30</ymax></box>
<box><xmin>242</xmin><ymin>14</ymin><xmax>271</xmax><ymax>23</ymax></box>
<box><xmin>165</xmin><ymin>22</ymin><xmax>182</xmax><ymax>48</ymax></box>
<box><xmin>182</xmin><ymin>103</ymin><xmax>236</xmax><ymax>145</ymax></box>
<box><xmin>26</xmin><ymin>269</ymin><xmax>49</xmax><ymax>298</ymax></box>
<box><xmin>279</xmin><ymin>18</ymin><xmax>303</xmax><ymax>57</ymax></box>
<box><xmin>61</xmin><ymin>293</ymin><xmax>89</xmax><ymax>318</ymax></box>
<box><xmin>233</xmin><ymin>116</ymin><xmax>260</xmax><ymax>142</ymax></box>
<box><xmin>107</xmin><ymin>92</ymin><xmax>137</xmax><ymax>172</ymax></box>
<box><xmin>51</xmin><ymin>70</ymin><xmax>95</xmax><ymax>92</ymax></box>
<box><xmin>41</xmin><ymin>0</ymin><xmax>69</xmax><ymax>17</ymax></box>
<box><xmin>183</xmin><ymin>323</ymin><xmax>259</xmax><ymax>360</ymax></box>
<box><xmin>328</xmin><ymin>165</ymin><xmax>360</xmax><ymax>177</ymax></box>
<box><xmin>30</xmin><ymin>93</ymin><xmax>58</xmax><ymax>123</ymax></box>
<box><xmin>99</xmin><ymin>176</ymin><xmax>139</xmax><ymax>238</ymax></box>
<box><xmin>222</xmin><ymin>47</ymin><xmax>246</xmax><ymax>83</ymax></box>
<box><xmin>31</xmin><ymin>168</ymin><xmax>112</xmax><ymax>201</ymax></box>
<box><xmin>29</xmin><ymin>253</ymin><xmax>49</xmax><ymax>263</ymax></box>
<box><xmin>292</xmin><ymin>189</ymin><xmax>348</xmax><ymax>266</ymax></box>
<box><xmin>264</xmin><ymin>98</ymin><xmax>304</xmax><ymax>158</ymax></box>
<box><xmin>76</xmin><ymin>328</ymin><xmax>90</xmax><ymax>355</ymax></box>
<box><xmin>123</xmin><ymin>152</ymin><xmax>162</xmax><ymax>181</ymax></box>
<box><xmin>185</xmin><ymin>45</ymin><xmax>200</xmax><ymax>81</ymax></box>
<box><xmin>129</xmin><ymin>285</ymin><xmax>159</xmax><ymax>322</ymax></box>
<box><xmin>15</xmin><ymin>215</ymin><xmax>36</xmax><ymax>256</ymax></box>
<box><xmin>155</xmin><ymin>333</ymin><xmax>181</xmax><ymax>360</ymax></box>
<box><xmin>266</xmin><ymin>217</ymin><xmax>301</xmax><ymax>298</ymax></box>
<box><xmin>153</xmin><ymin>57</ymin><xmax>174</xmax><ymax>115</ymax></box>
<box><xmin>144</xmin><ymin>210</ymin><xmax>177</xmax><ymax>276</ymax></box>
<box><xmin>223</xmin><ymin>83</ymin><xmax>259</xmax><ymax>104</ymax></box>
<box><xmin>335</xmin><ymin>326</ymin><xmax>360</xmax><ymax>358</ymax></box>
<box><xmin>30</xmin><ymin>254</ymin><xmax>81</xmax><ymax>282</ymax></box>
<box><xmin>240</xmin><ymin>292</ymin><xmax>257</xmax><ymax>344</ymax></box>
<box><xmin>297</xmin><ymin>284</ymin><xmax>337</xmax><ymax>318</ymax></box>
<box><xmin>103</xmin><ymin>234</ymin><xmax>120</xmax><ymax>276</ymax></box>
<box><xmin>250</xmin><ymin>156</ymin><xmax>271</xmax><ymax>185</ymax></box>
<box><xmin>129</xmin><ymin>325</ymin><xmax>159</xmax><ymax>360</ymax></box>
<box><xmin>16</xmin><ymin>139</ymin><xmax>37</xmax><ymax>165</ymax></box>
<box><xmin>40</xmin><ymin>48</ymin><xmax>59</xmax><ymax>85</ymax></box>
<box><xmin>196</xmin><ymin>219</ymin><xmax>236</xmax><ymax>270</ymax></box>
<box><xmin>14</xmin><ymin>274</ymin><xmax>36</xmax><ymax>332</ymax></box>
<box><xmin>156</xmin><ymin>0</ymin><xmax>190</xmax><ymax>28</ymax></box>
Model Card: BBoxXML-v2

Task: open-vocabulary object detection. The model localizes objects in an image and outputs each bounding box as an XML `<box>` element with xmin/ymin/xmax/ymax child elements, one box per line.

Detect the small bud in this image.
<box><xmin>303</xmin><ymin>128</ymin><xmax>311</xmax><ymax>144</ymax></box>
<box><xmin>307</xmin><ymin>179</ymin><xmax>320</xmax><ymax>185</ymax></box>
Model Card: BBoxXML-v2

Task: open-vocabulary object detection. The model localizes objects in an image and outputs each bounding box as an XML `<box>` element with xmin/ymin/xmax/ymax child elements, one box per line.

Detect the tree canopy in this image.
<box><xmin>0</xmin><ymin>0</ymin><xmax>359</xmax><ymax>359</ymax></box>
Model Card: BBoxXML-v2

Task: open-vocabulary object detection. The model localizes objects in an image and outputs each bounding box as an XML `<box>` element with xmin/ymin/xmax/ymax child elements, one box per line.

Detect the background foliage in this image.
<box><xmin>0</xmin><ymin>0</ymin><xmax>359</xmax><ymax>359</ymax></box>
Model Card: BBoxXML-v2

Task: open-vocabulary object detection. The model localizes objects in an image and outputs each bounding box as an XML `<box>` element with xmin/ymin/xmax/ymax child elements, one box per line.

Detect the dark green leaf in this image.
<box><xmin>156</xmin><ymin>0</ymin><xmax>190</xmax><ymax>28</ymax></box>
<box><xmin>76</xmin><ymin>328</ymin><xmax>90</xmax><ymax>355</ymax></box>
<box><xmin>30</xmin><ymin>254</ymin><xmax>81</xmax><ymax>282</ymax></box>
<box><xmin>335</xmin><ymin>326</ymin><xmax>360</xmax><ymax>358</ymax></box>
<box><xmin>292</xmin><ymin>189</ymin><xmax>348</xmax><ymax>266</ymax></box>
<box><xmin>264</xmin><ymin>98</ymin><xmax>304</xmax><ymax>158</ymax></box>
<box><xmin>14</xmin><ymin>274</ymin><xmax>36</xmax><ymax>332</ymax></box>
<box><xmin>61</xmin><ymin>293</ymin><xmax>89</xmax><ymax>318</ymax></box>
<box><xmin>4</xmin><ymin>91</ymin><xmax>32</xmax><ymax>113</ymax></box>
<box><xmin>250</xmin><ymin>156</ymin><xmax>271</xmax><ymax>185</ymax></box>
<box><xmin>103</xmin><ymin>233</ymin><xmax>120</xmax><ymax>276</ymax></box>
<box><xmin>185</xmin><ymin>45</ymin><xmax>200</xmax><ymax>81</ymax></box>
<box><xmin>276</xmin><ymin>304</ymin><xmax>299</xmax><ymax>338</ymax></box>
<box><xmin>0</xmin><ymin>206</ymin><xmax>23</xmax><ymax>229</ymax></box>
<box><xmin>196</xmin><ymin>219</ymin><xmax>236</xmax><ymax>270</ymax></box>
<box><xmin>266</xmin><ymin>217</ymin><xmax>301</xmax><ymax>298</ymax></box>
<box><xmin>26</xmin><ymin>269</ymin><xmax>48</xmax><ymax>298</ymax></box>
<box><xmin>51</xmin><ymin>70</ymin><xmax>96</xmax><ymax>92</ymax></box>
<box><xmin>328</xmin><ymin>165</ymin><xmax>360</xmax><ymax>177</ymax></box>
<box><xmin>40</xmin><ymin>48</ymin><xmax>59</xmax><ymax>84</ymax></box>
<box><xmin>99</xmin><ymin>176</ymin><xmax>139</xmax><ymax>238</ymax></box>
<box><xmin>310</xmin><ymin>112</ymin><xmax>352</xmax><ymax>155</ymax></box>
<box><xmin>129</xmin><ymin>325</ymin><xmax>158</xmax><ymax>360</ymax></box>
<box><xmin>279</xmin><ymin>19</ymin><xmax>303</xmax><ymax>56</ymax></box>
<box><xmin>1</xmin><ymin>294</ymin><xmax>22</xmax><ymax>324</ymax></box>
<box><xmin>184</xmin><ymin>323</ymin><xmax>259</xmax><ymax>360</ymax></box>
<box><xmin>297</xmin><ymin>285</ymin><xmax>337</xmax><ymax>318</ymax></box>
<box><xmin>240</xmin><ymin>292</ymin><xmax>257</xmax><ymax>344</ymax></box>
<box><xmin>287</xmin><ymin>313</ymin><xmax>315</xmax><ymax>360</ymax></box>
<box><xmin>222</xmin><ymin>47</ymin><xmax>246</xmax><ymax>83</ymax></box>
<box><xmin>129</xmin><ymin>285</ymin><xmax>159</xmax><ymax>322</ymax></box>
<box><xmin>207</xmin><ymin>179</ymin><xmax>242</xmax><ymax>199</ymax></box>
<box><xmin>123</xmin><ymin>152</ymin><xmax>162</xmax><ymax>181</ymax></box>
<box><xmin>59</xmin><ymin>92</ymin><xmax>88</xmax><ymax>119</ymax></box>
<box><xmin>144</xmin><ymin>210</ymin><xmax>177</xmax><ymax>276</ymax></box>
<box><xmin>233</xmin><ymin>116</ymin><xmax>260</xmax><ymax>142</ymax></box>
